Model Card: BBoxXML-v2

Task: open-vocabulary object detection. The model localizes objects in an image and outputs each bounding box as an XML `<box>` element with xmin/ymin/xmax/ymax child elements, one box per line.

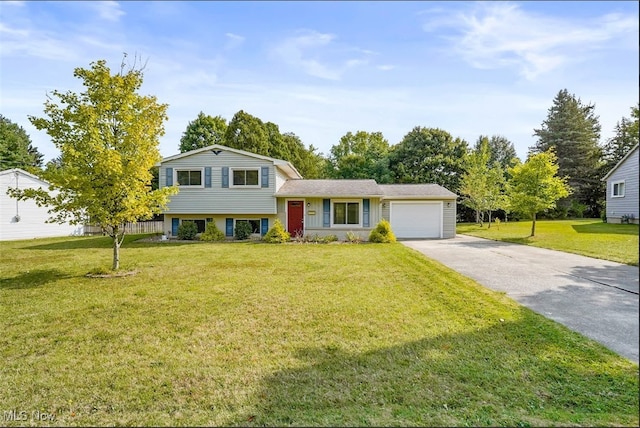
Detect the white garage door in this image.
<box><xmin>390</xmin><ymin>202</ymin><xmax>442</xmax><ymax>238</ymax></box>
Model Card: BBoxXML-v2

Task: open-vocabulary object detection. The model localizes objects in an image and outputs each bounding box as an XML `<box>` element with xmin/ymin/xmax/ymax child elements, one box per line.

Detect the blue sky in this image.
<box><xmin>1</xmin><ymin>1</ymin><xmax>638</xmax><ymax>164</ymax></box>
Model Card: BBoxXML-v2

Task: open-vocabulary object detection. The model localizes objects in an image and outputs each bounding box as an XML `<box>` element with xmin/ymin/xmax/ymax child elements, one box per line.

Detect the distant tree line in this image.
<box><xmin>3</xmin><ymin>88</ymin><xmax>638</xmax><ymax>223</ymax></box>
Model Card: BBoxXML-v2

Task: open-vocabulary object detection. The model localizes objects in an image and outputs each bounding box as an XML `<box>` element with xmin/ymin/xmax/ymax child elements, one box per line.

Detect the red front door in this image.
<box><xmin>287</xmin><ymin>200</ymin><xmax>304</xmax><ymax>237</ymax></box>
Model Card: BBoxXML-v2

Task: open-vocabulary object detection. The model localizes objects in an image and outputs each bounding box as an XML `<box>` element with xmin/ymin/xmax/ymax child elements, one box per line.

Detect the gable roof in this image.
<box><xmin>276</xmin><ymin>179</ymin><xmax>383</xmax><ymax>197</ymax></box>
<box><xmin>157</xmin><ymin>144</ymin><xmax>302</xmax><ymax>179</ymax></box>
<box><xmin>379</xmin><ymin>184</ymin><xmax>457</xmax><ymax>199</ymax></box>
<box><xmin>0</xmin><ymin>168</ymin><xmax>50</xmax><ymax>187</ymax></box>
<box><xmin>602</xmin><ymin>144</ymin><xmax>639</xmax><ymax>181</ymax></box>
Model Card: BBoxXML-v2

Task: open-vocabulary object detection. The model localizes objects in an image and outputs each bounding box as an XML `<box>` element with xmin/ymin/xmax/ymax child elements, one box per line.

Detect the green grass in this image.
<box><xmin>457</xmin><ymin>219</ymin><xmax>639</xmax><ymax>266</ymax></box>
<box><xmin>1</xmin><ymin>235</ymin><xmax>638</xmax><ymax>427</ymax></box>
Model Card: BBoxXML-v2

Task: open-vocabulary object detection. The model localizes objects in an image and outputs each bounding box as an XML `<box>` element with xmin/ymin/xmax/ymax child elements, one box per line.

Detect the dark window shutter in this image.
<box><xmin>261</xmin><ymin>218</ymin><xmax>269</xmax><ymax>236</ymax></box>
<box><xmin>261</xmin><ymin>166</ymin><xmax>269</xmax><ymax>188</ymax></box>
<box><xmin>222</xmin><ymin>167</ymin><xmax>229</xmax><ymax>188</ymax></box>
<box><xmin>166</xmin><ymin>168</ymin><xmax>173</xmax><ymax>186</ymax></box>
<box><xmin>225</xmin><ymin>218</ymin><xmax>233</xmax><ymax>236</ymax></box>
<box><xmin>323</xmin><ymin>199</ymin><xmax>330</xmax><ymax>227</ymax></box>
<box><xmin>363</xmin><ymin>199</ymin><xmax>370</xmax><ymax>227</ymax></box>
<box><xmin>171</xmin><ymin>218</ymin><xmax>179</xmax><ymax>236</ymax></box>
<box><xmin>205</xmin><ymin>167</ymin><xmax>212</xmax><ymax>188</ymax></box>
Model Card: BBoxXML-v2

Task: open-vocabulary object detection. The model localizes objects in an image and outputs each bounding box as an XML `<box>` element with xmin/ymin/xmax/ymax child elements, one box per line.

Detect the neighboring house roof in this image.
<box><xmin>379</xmin><ymin>184</ymin><xmax>458</xmax><ymax>199</ymax></box>
<box><xmin>276</xmin><ymin>180</ymin><xmax>458</xmax><ymax>199</ymax></box>
<box><xmin>602</xmin><ymin>144</ymin><xmax>639</xmax><ymax>181</ymax></box>
<box><xmin>0</xmin><ymin>168</ymin><xmax>50</xmax><ymax>188</ymax></box>
<box><xmin>156</xmin><ymin>144</ymin><xmax>302</xmax><ymax>179</ymax></box>
<box><xmin>276</xmin><ymin>179</ymin><xmax>383</xmax><ymax>197</ymax></box>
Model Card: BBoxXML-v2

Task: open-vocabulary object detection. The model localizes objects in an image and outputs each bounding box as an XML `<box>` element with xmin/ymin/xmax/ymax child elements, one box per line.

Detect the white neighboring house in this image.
<box><xmin>602</xmin><ymin>144</ymin><xmax>639</xmax><ymax>224</ymax></box>
<box><xmin>0</xmin><ymin>168</ymin><xmax>84</xmax><ymax>241</ymax></box>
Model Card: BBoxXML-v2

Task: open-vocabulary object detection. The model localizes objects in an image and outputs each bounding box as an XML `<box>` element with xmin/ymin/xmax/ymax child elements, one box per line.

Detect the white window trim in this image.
<box><xmin>230</xmin><ymin>167</ymin><xmax>261</xmax><ymax>188</ymax></box>
<box><xmin>612</xmin><ymin>180</ymin><xmax>625</xmax><ymax>198</ymax></box>
<box><xmin>331</xmin><ymin>199</ymin><xmax>362</xmax><ymax>228</ymax></box>
<box><xmin>174</xmin><ymin>168</ymin><xmax>204</xmax><ymax>188</ymax></box>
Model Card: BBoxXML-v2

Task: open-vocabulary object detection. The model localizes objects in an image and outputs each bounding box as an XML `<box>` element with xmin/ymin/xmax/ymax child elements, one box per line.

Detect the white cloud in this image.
<box><xmin>224</xmin><ymin>32</ymin><xmax>245</xmax><ymax>50</ymax></box>
<box><xmin>92</xmin><ymin>1</ymin><xmax>125</xmax><ymax>22</ymax></box>
<box><xmin>271</xmin><ymin>29</ymin><xmax>373</xmax><ymax>80</ymax></box>
<box><xmin>422</xmin><ymin>2</ymin><xmax>639</xmax><ymax>80</ymax></box>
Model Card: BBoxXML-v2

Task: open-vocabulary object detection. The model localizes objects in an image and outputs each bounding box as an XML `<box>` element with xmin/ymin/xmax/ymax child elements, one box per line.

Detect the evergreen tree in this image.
<box><xmin>531</xmin><ymin>89</ymin><xmax>602</xmax><ymax>217</ymax></box>
<box><xmin>602</xmin><ymin>104</ymin><xmax>639</xmax><ymax>172</ymax></box>
<box><xmin>0</xmin><ymin>115</ymin><xmax>44</xmax><ymax>171</ymax></box>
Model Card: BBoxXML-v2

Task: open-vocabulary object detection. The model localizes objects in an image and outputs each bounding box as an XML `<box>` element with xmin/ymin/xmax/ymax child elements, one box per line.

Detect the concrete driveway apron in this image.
<box><xmin>402</xmin><ymin>235</ymin><xmax>639</xmax><ymax>364</ymax></box>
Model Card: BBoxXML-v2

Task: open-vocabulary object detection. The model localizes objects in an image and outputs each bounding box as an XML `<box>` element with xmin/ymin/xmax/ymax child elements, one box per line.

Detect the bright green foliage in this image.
<box><xmin>368</xmin><ymin>219</ymin><xmax>397</xmax><ymax>243</ymax></box>
<box><xmin>460</xmin><ymin>137</ymin><xmax>508</xmax><ymax>226</ymax></box>
<box><xmin>326</xmin><ymin>131</ymin><xmax>392</xmax><ymax>183</ymax></box>
<box><xmin>531</xmin><ymin>89</ymin><xmax>602</xmax><ymax>217</ymax></box>
<box><xmin>178</xmin><ymin>221</ymin><xmax>198</xmax><ymax>240</ymax></box>
<box><xmin>179</xmin><ymin>111</ymin><xmax>227</xmax><ymax>153</ymax></box>
<box><xmin>200</xmin><ymin>221</ymin><xmax>225</xmax><ymax>242</ymax></box>
<box><xmin>234</xmin><ymin>221</ymin><xmax>253</xmax><ymax>240</ymax></box>
<box><xmin>602</xmin><ymin>104</ymin><xmax>639</xmax><ymax>173</ymax></box>
<box><xmin>506</xmin><ymin>150</ymin><xmax>571</xmax><ymax>237</ymax></box>
<box><xmin>0</xmin><ymin>114</ymin><xmax>44</xmax><ymax>171</ymax></box>
<box><xmin>10</xmin><ymin>57</ymin><xmax>178</xmax><ymax>270</ymax></box>
<box><xmin>345</xmin><ymin>231</ymin><xmax>363</xmax><ymax>243</ymax></box>
<box><xmin>389</xmin><ymin>127</ymin><xmax>468</xmax><ymax>191</ymax></box>
<box><xmin>263</xmin><ymin>219</ymin><xmax>290</xmax><ymax>243</ymax></box>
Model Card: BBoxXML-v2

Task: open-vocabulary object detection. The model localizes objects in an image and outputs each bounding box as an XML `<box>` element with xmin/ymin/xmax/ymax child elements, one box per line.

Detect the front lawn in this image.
<box><xmin>457</xmin><ymin>219</ymin><xmax>639</xmax><ymax>266</ymax></box>
<box><xmin>1</xmin><ymin>236</ymin><xmax>638</xmax><ymax>426</ymax></box>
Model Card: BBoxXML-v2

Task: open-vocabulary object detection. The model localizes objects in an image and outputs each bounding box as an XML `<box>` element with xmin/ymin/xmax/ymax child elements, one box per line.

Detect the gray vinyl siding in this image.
<box><xmin>381</xmin><ymin>198</ymin><xmax>457</xmax><ymax>238</ymax></box>
<box><xmin>160</xmin><ymin>150</ymin><xmax>277</xmax><ymax>214</ymax></box>
<box><xmin>606</xmin><ymin>148</ymin><xmax>639</xmax><ymax>222</ymax></box>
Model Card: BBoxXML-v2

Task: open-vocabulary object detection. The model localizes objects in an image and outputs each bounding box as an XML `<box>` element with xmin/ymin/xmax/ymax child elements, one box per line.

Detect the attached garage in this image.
<box><xmin>380</xmin><ymin>184</ymin><xmax>458</xmax><ymax>239</ymax></box>
<box><xmin>390</xmin><ymin>201</ymin><xmax>442</xmax><ymax>238</ymax></box>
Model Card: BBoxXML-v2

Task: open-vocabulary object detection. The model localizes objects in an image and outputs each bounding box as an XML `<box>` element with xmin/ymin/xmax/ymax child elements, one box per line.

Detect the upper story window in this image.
<box><xmin>333</xmin><ymin>201</ymin><xmax>360</xmax><ymax>226</ymax></box>
<box><xmin>176</xmin><ymin>169</ymin><xmax>203</xmax><ymax>187</ymax></box>
<box><xmin>232</xmin><ymin>168</ymin><xmax>259</xmax><ymax>187</ymax></box>
<box><xmin>612</xmin><ymin>181</ymin><xmax>625</xmax><ymax>197</ymax></box>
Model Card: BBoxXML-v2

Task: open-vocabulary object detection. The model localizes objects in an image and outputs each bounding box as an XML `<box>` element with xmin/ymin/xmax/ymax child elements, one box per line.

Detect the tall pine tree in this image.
<box><xmin>531</xmin><ymin>89</ymin><xmax>602</xmax><ymax>217</ymax></box>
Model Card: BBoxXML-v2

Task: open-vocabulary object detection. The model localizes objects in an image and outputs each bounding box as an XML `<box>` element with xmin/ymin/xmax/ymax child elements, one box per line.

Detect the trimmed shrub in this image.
<box><xmin>345</xmin><ymin>231</ymin><xmax>363</xmax><ymax>243</ymax></box>
<box><xmin>177</xmin><ymin>221</ymin><xmax>198</xmax><ymax>240</ymax></box>
<box><xmin>263</xmin><ymin>219</ymin><xmax>290</xmax><ymax>243</ymax></box>
<box><xmin>234</xmin><ymin>221</ymin><xmax>253</xmax><ymax>240</ymax></box>
<box><xmin>368</xmin><ymin>219</ymin><xmax>396</xmax><ymax>243</ymax></box>
<box><xmin>200</xmin><ymin>222</ymin><xmax>225</xmax><ymax>242</ymax></box>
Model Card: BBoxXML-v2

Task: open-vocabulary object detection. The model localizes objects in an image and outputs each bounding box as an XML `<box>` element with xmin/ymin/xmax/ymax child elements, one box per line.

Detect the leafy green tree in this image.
<box><xmin>179</xmin><ymin>112</ymin><xmax>227</xmax><ymax>153</ymax></box>
<box><xmin>461</xmin><ymin>137</ymin><xmax>508</xmax><ymax>226</ymax></box>
<box><xmin>224</xmin><ymin>110</ymin><xmax>269</xmax><ymax>155</ymax></box>
<box><xmin>481</xmin><ymin>134</ymin><xmax>520</xmax><ymax>170</ymax></box>
<box><xmin>506</xmin><ymin>150</ymin><xmax>571</xmax><ymax>237</ymax></box>
<box><xmin>326</xmin><ymin>131</ymin><xmax>392</xmax><ymax>183</ymax></box>
<box><xmin>389</xmin><ymin>127</ymin><xmax>468</xmax><ymax>191</ymax></box>
<box><xmin>0</xmin><ymin>115</ymin><xmax>44</xmax><ymax>171</ymax></box>
<box><xmin>9</xmin><ymin>57</ymin><xmax>177</xmax><ymax>270</ymax></box>
<box><xmin>602</xmin><ymin>104</ymin><xmax>639</xmax><ymax>173</ymax></box>
<box><xmin>531</xmin><ymin>89</ymin><xmax>602</xmax><ymax>217</ymax></box>
<box><xmin>281</xmin><ymin>133</ymin><xmax>327</xmax><ymax>179</ymax></box>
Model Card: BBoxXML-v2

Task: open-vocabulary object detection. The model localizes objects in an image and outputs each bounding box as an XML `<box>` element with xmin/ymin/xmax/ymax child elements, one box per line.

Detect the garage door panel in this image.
<box><xmin>390</xmin><ymin>202</ymin><xmax>441</xmax><ymax>238</ymax></box>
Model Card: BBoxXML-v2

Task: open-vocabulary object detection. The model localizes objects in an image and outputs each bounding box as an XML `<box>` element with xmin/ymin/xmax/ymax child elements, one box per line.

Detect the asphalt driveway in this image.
<box><xmin>402</xmin><ymin>235</ymin><xmax>639</xmax><ymax>363</ymax></box>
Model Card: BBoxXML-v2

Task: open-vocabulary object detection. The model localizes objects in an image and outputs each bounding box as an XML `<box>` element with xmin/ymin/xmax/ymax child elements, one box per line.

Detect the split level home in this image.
<box><xmin>156</xmin><ymin>144</ymin><xmax>458</xmax><ymax>240</ymax></box>
<box><xmin>602</xmin><ymin>144</ymin><xmax>639</xmax><ymax>224</ymax></box>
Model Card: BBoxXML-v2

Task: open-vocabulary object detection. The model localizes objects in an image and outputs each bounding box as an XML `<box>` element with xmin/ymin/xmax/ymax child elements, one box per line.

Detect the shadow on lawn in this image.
<box><xmin>237</xmin><ymin>310</ymin><xmax>638</xmax><ymax>427</ymax></box>
<box><xmin>0</xmin><ymin>269</ymin><xmax>71</xmax><ymax>289</ymax></box>
<box><xmin>23</xmin><ymin>235</ymin><xmax>199</xmax><ymax>250</ymax></box>
<box><xmin>572</xmin><ymin>223</ymin><xmax>639</xmax><ymax>235</ymax></box>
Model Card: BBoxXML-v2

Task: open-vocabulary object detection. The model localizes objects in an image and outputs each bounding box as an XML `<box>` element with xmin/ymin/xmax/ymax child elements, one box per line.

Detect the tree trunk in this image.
<box><xmin>112</xmin><ymin>236</ymin><xmax>120</xmax><ymax>271</ymax></box>
<box><xmin>530</xmin><ymin>212</ymin><xmax>536</xmax><ymax>237</ymax></box>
